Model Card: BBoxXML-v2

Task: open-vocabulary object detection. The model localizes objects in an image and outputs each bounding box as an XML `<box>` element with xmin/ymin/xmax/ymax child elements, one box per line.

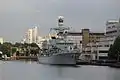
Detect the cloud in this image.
<box><xmin>0</xmin><ymin>0</ymin><xmax>35</xmax><ymax>13</ymax></box>
<box><xmin>35</xmin><ymin>10</ymin><xmax>40</xmax><ymax>13</ymax></box>
<box><xmin>0</xmin><ymin>0</ymin><xmax>120</xmax><ymax>42</ymax></box>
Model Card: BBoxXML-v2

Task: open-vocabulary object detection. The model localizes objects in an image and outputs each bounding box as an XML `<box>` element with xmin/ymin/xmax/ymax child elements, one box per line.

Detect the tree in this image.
<box><xmin>30</xmin><ymin>43</ymin><xmax>39</xmax><ymax>48</ymax></box>
<box><xmin>16</xmin><ymin>51</ymin><xmax>20</xmax><ymax>56</ymax></box>
<box><xmin>30</xmin><ymin>49</ymin><xmax>39</xmax><ymax>56</ymax></box>
<box><xmin>14</xmin><ymin>42</ymin><xmax>23</xmax><ymax>47</ymax></box>
<box><xmin>25</xmin><ymin>49</ymin><xmax>29</xmax><ymax>56</ymax></box>
<box><xmin>23</xmin><ymin>43</ymin><xmax>30</xmax><ymax>48</ymax></box>
<box><xmin>30</xmin><ymin>43</ymin><xmax>39</xmax><ymax>56</ymax></box>
<box><xmin>11</xmin><ymin>47</ymin><xmax>17</xmax><ymax>54</ymax></box>
<box><xmin>4</xmin><ymin>42</ymin><xmax>12</xmax><ymax>46</ymax></box>
<box><xmin>0</xmin><ymin>44</ymin><xmax>11</xmax><ymax>57</ymax></box>
<box><xmin>108</xmin><ymin>36</ymin><xmax>120</xmax><ymax>60</ymax></box>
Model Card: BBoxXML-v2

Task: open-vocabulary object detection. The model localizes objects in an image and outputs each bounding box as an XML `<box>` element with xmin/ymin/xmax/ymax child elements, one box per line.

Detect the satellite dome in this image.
<box><xmin>58</xmin><ymin>16</ymin><xmax>64</xmax><ymax>19</ymax></box>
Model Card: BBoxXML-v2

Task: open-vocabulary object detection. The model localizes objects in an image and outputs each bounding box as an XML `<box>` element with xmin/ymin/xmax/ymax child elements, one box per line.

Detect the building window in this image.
<box><xmin>65</xmin><ymin>47</ymin><xmax>67</xmax><ymax>48</ymax></box>
<box><xmin>106</xmin><ymin>30</ymin><xmax>117</xmax><ymax>34</ymax></box>
<box><xmin>110</xmin><ymin>44</ymin><xmax>112</xmax><ymax>47</ymax></box>
<box><xmin>80</xmin><ymin>41</ymin><xmax>82</xmax><ymax>44</ymax></box>
<box><xmin>92</xmin><ymin>46</ymin><xmax>96</xmax><ymax>47</ymax></box>
<box><xmin>98</xmin><ymin>45</ymin><xmax>102</xmax><ymax>47</ymax></box>
<box><xmin>89</xmin><ymin>40</ymin><xmax>91</xmax><ymax>42</ymax></box>
<box><xmin>112</xmin><ymin>25</ymin><xmax>115</xmax><ymax>28</ymax></box>
<box><xmin>99</xmin><ymin>51</ymin><xmax>108</xmax><ymax>53</ymax></box>
<box><xmin>105</xmin><ymin>45</ymin><xmax>109</xmax><ymax>47</ymax></box>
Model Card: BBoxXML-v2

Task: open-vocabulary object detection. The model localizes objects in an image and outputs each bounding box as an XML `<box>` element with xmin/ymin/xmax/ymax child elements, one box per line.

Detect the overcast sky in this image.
<box><xmin>0</xmin><ymin>0</ymin><xmax>120</xmax><ymax>42</ymax></box>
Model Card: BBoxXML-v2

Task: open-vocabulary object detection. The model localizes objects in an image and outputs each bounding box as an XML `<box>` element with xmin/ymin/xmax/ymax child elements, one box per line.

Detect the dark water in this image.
<box><xmin>0</xmin><ymin>61</ymin><xmax>120</xmax><ymax>80</ymax></box>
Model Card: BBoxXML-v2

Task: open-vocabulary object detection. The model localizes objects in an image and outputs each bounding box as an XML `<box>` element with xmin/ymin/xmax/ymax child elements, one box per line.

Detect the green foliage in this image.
<box><xmin>108</xmin><ymin>36</ymin><xmax>120</xmax><ymax>60</ymax></box>
<box><xmin>0</xmin><ymin>42</ymin><xmax>40</xmax><ymax>56</ymax></box>
<box><xmin>29</xmin><ymin>43</ymin><xmax>39</xmax><ymax>56</ymax></box>
<box><xmin>4</xmin><ymin>42</ymin><xmax>12</xmax><ymax>46</ymax></box>
<box><xmin>30</xmin><ymin>43</ymin><xmax>39</xmax><ymax>48</ymax></box>
<box><xmin>30</xmin><ymin>49</ymin><xmax>39</xmax><ymax>56</ymax></box>
<box><xmin>14</xmin><ymin>42</ymin><xmax>23</xmax><ymax>47</ymax></box>
<box><xmin>23</xmin><ymin>43</ymin><xmax>30</xmax><ymax>49</ymax></box>
<box><xmin>25</xmin><ymin>49</ymin><xmax>29</xmax><ymax>56</ymax></box>
<box><xmin>0</xmin><ymin>43</ymin><xmax>11</xmax><ymax>56</ymax></box>
<box><xmin>11</xmin><ymin>47</ymin><xmax>17</xmax><ymax>54</ymax></box>
<box><xmin>16</xmin><ymin>51</ymin><xmax>19</xmax><ymax>56</ymax></box>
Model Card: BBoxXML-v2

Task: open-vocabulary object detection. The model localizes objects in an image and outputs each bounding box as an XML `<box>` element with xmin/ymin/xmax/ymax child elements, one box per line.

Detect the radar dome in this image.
<box><xmin>58</xmin><ymin>16</ymin><xmax>64</xmax><ymax>19</ymax></box>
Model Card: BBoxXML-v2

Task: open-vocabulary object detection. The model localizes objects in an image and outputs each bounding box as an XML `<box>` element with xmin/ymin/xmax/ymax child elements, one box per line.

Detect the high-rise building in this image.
<box><xmin>32</xmin><ymin>26</ymin><xmax>38</xmax><ymax>43</ymax></box>
<box><xmin>0</xmin><ymin>37</ymin><xmax>3</xmax><ymax>44</ymax></box>
<box><xmin>24</xmin><ymin>26</ymin><xmax>38</xmax><ymax>44</ymax></box>
<box><xmin>26</xmin><ymin>29</ymin><xmax>33</xmax><ymax>43</ymax></box>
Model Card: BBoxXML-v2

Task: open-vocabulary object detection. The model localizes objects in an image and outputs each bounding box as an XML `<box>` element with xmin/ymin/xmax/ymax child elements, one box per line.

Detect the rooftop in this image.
<box><xmin>67</xmin><ymin>32</ymin><xmax>82</xmax><ymax>36</ymax></box>
<box><xmin>67</xmin><ymin>32</ymin><xmax>105</xmax><ymax>36</ymax></box>
<box><xmin>106</xmin><ymin>20</ymin><xmax>120</xmax><ymax>25</ymax></box>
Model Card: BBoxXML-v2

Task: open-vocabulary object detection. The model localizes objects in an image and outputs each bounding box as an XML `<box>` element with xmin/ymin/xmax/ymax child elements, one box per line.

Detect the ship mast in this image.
<box><xmin>50</xmin><ymin>16</ymin><xmax>70</xmax><ymax>39</ymax></box>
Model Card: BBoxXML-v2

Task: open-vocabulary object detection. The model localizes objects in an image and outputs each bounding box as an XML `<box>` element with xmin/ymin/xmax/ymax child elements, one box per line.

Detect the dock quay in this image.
<box><xmin>2</xmin><ymin>56</ymin><xmax>38</xmax><ymax>61</ymax></box>
<box><xmin>76</xmin><ymin>59</ymin><xmax>120</xmax><ymax>68</ymax></box>
<box><xmin>2</xmin><ymin>57</ymin><xmax>120</xmax><ymax>68</ymax></box>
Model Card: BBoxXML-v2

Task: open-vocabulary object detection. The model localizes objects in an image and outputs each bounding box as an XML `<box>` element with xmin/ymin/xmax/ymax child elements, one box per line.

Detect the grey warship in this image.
<box><xmin>37</xmin><ymin>16</ymin><xmax>80</xmax><ymax>65</ymax></box>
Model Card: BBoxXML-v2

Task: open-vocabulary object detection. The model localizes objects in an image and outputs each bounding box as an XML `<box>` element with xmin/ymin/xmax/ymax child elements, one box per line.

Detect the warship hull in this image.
<box><xmin>38</xmin><ymin>53</ymin><xmax>78</xmax><ymax>65</ymax></box>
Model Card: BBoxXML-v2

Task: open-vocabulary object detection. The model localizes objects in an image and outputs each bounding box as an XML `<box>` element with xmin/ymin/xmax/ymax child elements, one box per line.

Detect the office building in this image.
<box><xmin>67</xmin><ymin>32</ymin><xmax>82</xmax><ymax>52</ymax></box>
<box><xmin>85</xmin><ymin>19</ymin><xmax>120</xmax><ymax>60</ymax></box>
<box><xmin>81</xmin><ymin>29</ymin><xmax>105</xmax><ymax>52</ymax></box>
<box><xmin>32</xmin><ymin>26</ymin><xmax>38</xmax><ymax>43</ymax></box>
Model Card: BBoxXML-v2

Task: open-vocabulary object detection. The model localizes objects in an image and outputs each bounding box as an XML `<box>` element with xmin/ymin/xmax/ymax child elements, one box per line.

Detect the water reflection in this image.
<box><xmin>0</xmin><ymin>61</ymin><xmax>120</xmax><ymax>80</ymax></box>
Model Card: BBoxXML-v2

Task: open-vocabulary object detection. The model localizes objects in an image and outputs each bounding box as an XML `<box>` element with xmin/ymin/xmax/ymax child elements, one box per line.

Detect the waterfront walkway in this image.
<box><xmin>2</xmin><ymin>56</ymin><xmax>38</xmax><ymax>61</ymax></box>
